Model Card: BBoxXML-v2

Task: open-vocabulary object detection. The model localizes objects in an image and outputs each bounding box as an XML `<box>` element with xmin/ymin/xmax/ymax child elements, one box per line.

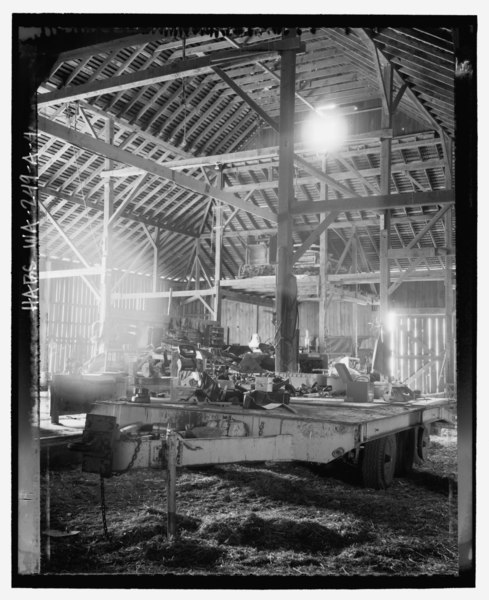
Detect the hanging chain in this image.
<box><xmin>98</xmin><ymin>435</ymin><xmax>142</xmax><ymax>537</ymax></box>
<box><xmin>99</xmin><ymin>473</ymin><xmax>110</xmax><ymax>539</ymax></box>
<box><xmin>113</xmin><ymin>436</ymin><xmax>142</xmax><ymax>476</ymax></box>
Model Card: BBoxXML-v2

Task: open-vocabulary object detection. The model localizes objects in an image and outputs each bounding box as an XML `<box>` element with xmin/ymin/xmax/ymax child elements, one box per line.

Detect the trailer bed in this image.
<box><xmin>91</xmin><ymin>396</ymin><xmax>453</xmax><ymax>426</ymax></box>
<box><xmin>90</xmin><ymin>396</ymin><xmax>455</xmax><ymax>468</ymax></box>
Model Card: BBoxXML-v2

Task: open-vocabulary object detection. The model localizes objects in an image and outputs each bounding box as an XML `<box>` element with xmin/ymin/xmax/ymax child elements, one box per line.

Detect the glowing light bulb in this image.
<box><xmin>302</xmin><ymin>113</ymin><xmax>347</xmax><ymax>153</ymax></box>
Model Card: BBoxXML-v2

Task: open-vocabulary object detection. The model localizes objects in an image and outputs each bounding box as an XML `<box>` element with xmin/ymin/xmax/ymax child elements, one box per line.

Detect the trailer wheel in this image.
<box><xmin>395</xmin><ymin>429</ymin><xmax>416</xmax><ymax>476</ymax></box>
<box><xmin>362</xmin><ymin>434</ymin><xmax>397</xmax><ymax>489</ymax></box>
<box><xmin>414</xmin><ymin>424</ymin><xmax>430</xmax><ymax>464</ymax></box>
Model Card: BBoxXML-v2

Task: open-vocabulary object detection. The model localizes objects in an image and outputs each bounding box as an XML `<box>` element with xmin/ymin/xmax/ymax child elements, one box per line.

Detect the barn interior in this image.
<box><xmin>13</xmin><ymin>21</ymin><xmax>476</xmax><ymax>581</ymax></box>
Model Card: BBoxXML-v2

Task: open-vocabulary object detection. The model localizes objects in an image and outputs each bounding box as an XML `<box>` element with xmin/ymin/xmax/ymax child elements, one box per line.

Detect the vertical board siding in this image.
<box><xmin>257</xmin><ymin>305</ymin><xmax>275</xmax><ymax>345</ymax></box>
<box><xmin>41</xmin><ymin>272</ymin><xmax>155</xmax><ymax>374</ymax></box>
<box><xmin>298</xmin><ymin>301</ymin><xmax>374</xmax><ymax>348</ymax></box>
<box><xmin>390</xmin><ymin>281</ymin><xmax>445</xmax><ymax>309</ymax></box>
<box><xmin>43</xmin><ymin>276</ymin><xmax>98</xmax><ymax>374</ymax></box>
<box><xmin>222</xmin><ymin>300</ymin><xmax>258</xmax><ymax>345</ymax></box>
<box><xmin>219</xmin><ymin>300</ymin><xmax>375</xmax><ymax>348</ymax></box>
<box><xmin>391</xmin><ymin>313</ymin><xmax>447</xmax><ymax>394</ymax></box>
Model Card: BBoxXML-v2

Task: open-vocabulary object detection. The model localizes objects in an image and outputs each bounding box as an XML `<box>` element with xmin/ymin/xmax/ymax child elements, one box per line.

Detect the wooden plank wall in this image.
<box><xmin>218</xmin><ymin>299</ymin><xmax>374</xmax><ymax>347</ymax></box>
<box><xmin>40</xmin><ymin>276</ymin><xmax>99</xmax><ymax>374</ymax></box>
<box><xmin>40</xmin><ymin>272</ymin><xmax>161</xmax><ymax>374</ymax></box>
<box><xmin>298</xmin><ymin>301</ymin><xmax>374</xmax><ymax>349</ymax></box>
<box><xmin>389</xmin><ymin>281</ymin><xmax>449</xmax><ymax>394</ymax></box>
<box><xmin>390</xmin><ymin>314</ymin><xmax>446</xmax><ymax>394</ymax></box>
<box><xmin>220</xmin><ymin>300</ymin><xmax>275</xmax><ymax>346</ymax></box>
<box><xmin>390</xmin><ymin>281</ymin><xmax>445</xmax><ymax>309</ymax></box>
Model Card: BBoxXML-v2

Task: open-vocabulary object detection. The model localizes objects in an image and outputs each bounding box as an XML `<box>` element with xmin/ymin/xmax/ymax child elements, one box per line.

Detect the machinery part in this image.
<box><xmin>394</xmin><ymin>429</ymin><xmax>416</xmax><ymax>476</ymax></box>
<box><xmin>186</xmin><ymin>390</ymin><xmax>207</xmax><ymax>405</ymax></box>
<box><xmin>390</xmin><ymin>384</ymin><xmax>416</xmax><ymax>403</ymax></box>
<box><xmin>361</xmin><ymin>434</ymin><xmax>397</xmax><ymax>489</ymax></box>
<box><xmin>177</xmin><ymin>344</ymin><xmax>198</xmax><ymax>372</ymax></box>
<box><xmin>414</xmin><ymin>424</ymin><xmax>431</xmax><ymax>464</ymax></box>
<box><xmin>131</xmin><ymin>387</ymin><xmax>150</xmax><ymax>403</ymax></box>
<box><xmin>243</xmin><ymin>389</ymin><xmax>290</xmax><ymax>409</ymax></box>
<box><xmin>199</xmin><ymin>371</ymin><xmax>224</xmax><ymax>402</ymax></box>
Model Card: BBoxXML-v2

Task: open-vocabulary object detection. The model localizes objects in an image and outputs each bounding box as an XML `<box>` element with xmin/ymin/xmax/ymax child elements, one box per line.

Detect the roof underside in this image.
<box><xmin>36</xmin><ymin>26</ymin><xmax>455</xmax><ymax>301</ymax></box>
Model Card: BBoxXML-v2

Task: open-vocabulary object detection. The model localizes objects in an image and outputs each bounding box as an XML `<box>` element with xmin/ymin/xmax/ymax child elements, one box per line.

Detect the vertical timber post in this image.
<box><xmin>195</xmin><ymin>239</ymin><xmax>201</xmax><ymax>291</ymax></box>
<box><xmin>166</xmin><ymin>429</ymin><xmax>178</xmax><ymax>541</ymax></box>
<box><xmin>152</xmin><ymin>228</ymin><xmax>159</xmax><ymax>293</ymax></box>
<box><xmin>445</xmin><ymin>207</ymin><xmax>455</xmax><ymax>394</ymax></box>
<box><xmin>213</xmin><ymin>165</ymin><xmax>224</xmax><ymax>323</ymax></box>
<box><xmin>352</xmin><ymin>231</ymin><xmax>358</xmax><ymax>357</ymax></box>
<box><xmin>275</xmin><ymin>33</ymin><xmax>298</xmax><ymax>373</ymax></box>
<box><xmin>379</xmin><ymin>65</ymin><xmax>393</xmax><ymax>334</ymax></box>
<box><xmin>319</xmin><ymin>155</ymin><xmax>328</xmax><ymax>356</ymax></box>
<box><xmin>442</xmin><ymin>132</ymin><xmax>456</xmax><ymax>396</ymax></box>
<box><xmin>442</xmin><ymin>132</ymin><xmax>455</xmax><ymax>395</ymax></box>
<box><xmin>100</xmin><ymin>118</ymin><xmax>114</xmax><ymax>359</ymax></box>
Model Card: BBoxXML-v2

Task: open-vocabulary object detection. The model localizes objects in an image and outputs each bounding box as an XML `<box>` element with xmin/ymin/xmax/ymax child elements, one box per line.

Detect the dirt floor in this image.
<box><xmin>40</xmin><ymin>428</ymin><xmax>458</xmax><ymax>579</ymax></box>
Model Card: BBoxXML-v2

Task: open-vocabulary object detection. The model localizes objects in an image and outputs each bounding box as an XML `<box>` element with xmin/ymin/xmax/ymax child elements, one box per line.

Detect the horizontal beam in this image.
<box><xmin>39</xmin><ymin>267</ymin><xmax>102</xmax><ymax>279</ymax></box>
<box><xmin>221</xmin><ymin>289</ymin><xmax>275</xmax><ymax>307</ymax></box>
<box><xmin>112</xmin><ymin>288</ymin><xmax>216</xmax><ymax>301</ymax></box>
<box><xmin>223</xmin><ymin>158</ymin><xmax>444</xmax><ymax>193</ymax></box>
<box><xmin>38</xmin><ymin>36</ymin><xmax>304</xmax><ymax>107</ymax></box>
<box><xmin>38</xmin><ymin>117</ymin><xmax>276</xmax><ymax>223</ymax></box>
<box><xmin>387</xmin><ymin>247</ymin><xmax>451</xmax><ymax>259</ymax></box>
<box><xmin>135</xmin><ymin>129</ymin><xmax>393</xmax><ymax>173</ymax></box>
<box><xmin>329</xmin><ymin>270</ymin><xmax>448</xmax><ymax>284</ymax></box>
<box><xmin>201</xmin><ymin>213</ymin><xmax>452</xmax><ymax>239</ymax></box>
<box><xmin>393</xmin><ymin>307</ymin><xmax>446</xmax><ymax>315</ymax></box>
<box><xmin>291</xmin><ymin>190</ymin><xmax>454</xmax><ymax>215</ymax></box>
<box><xmin>220</xmin><ymin>269</ymin><xmax>449</xmax><ymax>290</ymax></box>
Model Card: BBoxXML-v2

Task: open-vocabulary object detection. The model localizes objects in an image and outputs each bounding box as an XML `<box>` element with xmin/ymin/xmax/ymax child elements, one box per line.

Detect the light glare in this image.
<box><xmin>302</xmin><ymin>113</ymin><xmax>347</xmax><ymax>152</ymax></box>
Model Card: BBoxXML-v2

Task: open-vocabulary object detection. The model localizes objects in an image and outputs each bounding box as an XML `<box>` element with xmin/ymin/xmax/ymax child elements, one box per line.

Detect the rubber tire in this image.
<box><xmin>362</xmin><ymin>434</ymin><xmax>397</xmax><ymax>490</ymax></box>
<box><xmin>414</xmin><ymin>424</ymin><xmax>431</xmax><ymax>464</ymax></box>
<box><xmin>395</xmin><ymin>429</ymin><xmax>416</xmax><ymax>476</ymax></box>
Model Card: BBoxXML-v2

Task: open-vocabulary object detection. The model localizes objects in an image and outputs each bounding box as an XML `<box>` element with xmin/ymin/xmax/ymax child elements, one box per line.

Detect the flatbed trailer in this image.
<box><xmin>73</xmin><ymin>395</ymin><xmax>456</xmax><ymax>539</ymax></box>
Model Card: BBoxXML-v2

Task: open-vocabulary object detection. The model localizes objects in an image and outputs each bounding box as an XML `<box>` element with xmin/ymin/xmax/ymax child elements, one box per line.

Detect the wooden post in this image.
<box><xmin>445</xmin><ymin>206</ymin><xmax>455</xmax><ymax>394</ymax></box>
<box><xmin>152</xmin><ymin>228</ymin><xmax>159</xmax><ymax>293</ymax></box>
<box><xmin>99</xmin><ymin>119</ymin><xmax>114</xmax><ymax>357</ymax></box>
<box><xmin>166</xmin><ymin>429</ymin><xmax>178</xmax><ymax>541</ymax></box>
<box><xmin>275</xmin><ymin>35</ymin><xmax>298</xmax><ymax>373</ymax></box>
<box><xmin>195</xmin><ymin>239</ymin><xmax>201</xmax><ymax>291</ymax></box>
<box><xmin>379</xmin><ymin>65</ymin><xmax>393</xmax><ymax>333</ymax></box>
<box><xmin>319</xmin><ymin>155</ymin><xmax>328</xmax><ymax>355</ymax></box>
<box><xmin>442</xmin><ymin>132</ymin><xmax>455</xmax><ymax>395</ymax></box>
<box><xmin>352</xmin><ymin>232</ymin><xmax>358</xmax><ymax>357</ymax></box>
<box><xmin>213</xmin><ymin>165</ymin><xmax>224</xmax><ymax>322</ymax></box>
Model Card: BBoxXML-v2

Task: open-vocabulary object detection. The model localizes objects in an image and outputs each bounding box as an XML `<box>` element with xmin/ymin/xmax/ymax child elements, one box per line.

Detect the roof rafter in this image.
<box><xmin>38</xmin><ymin>37</ymin><xmax>305</xmax><ymax>107</ymax></box>
<box><xmin>38</xmin><ymin>116</ymin><xmax>277</xmax><ymax>224</ymax></box>
<box><xmin>291</xmin><ymin>190</ymin><xmax>454</xmax><ymax>215</ymax></box>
